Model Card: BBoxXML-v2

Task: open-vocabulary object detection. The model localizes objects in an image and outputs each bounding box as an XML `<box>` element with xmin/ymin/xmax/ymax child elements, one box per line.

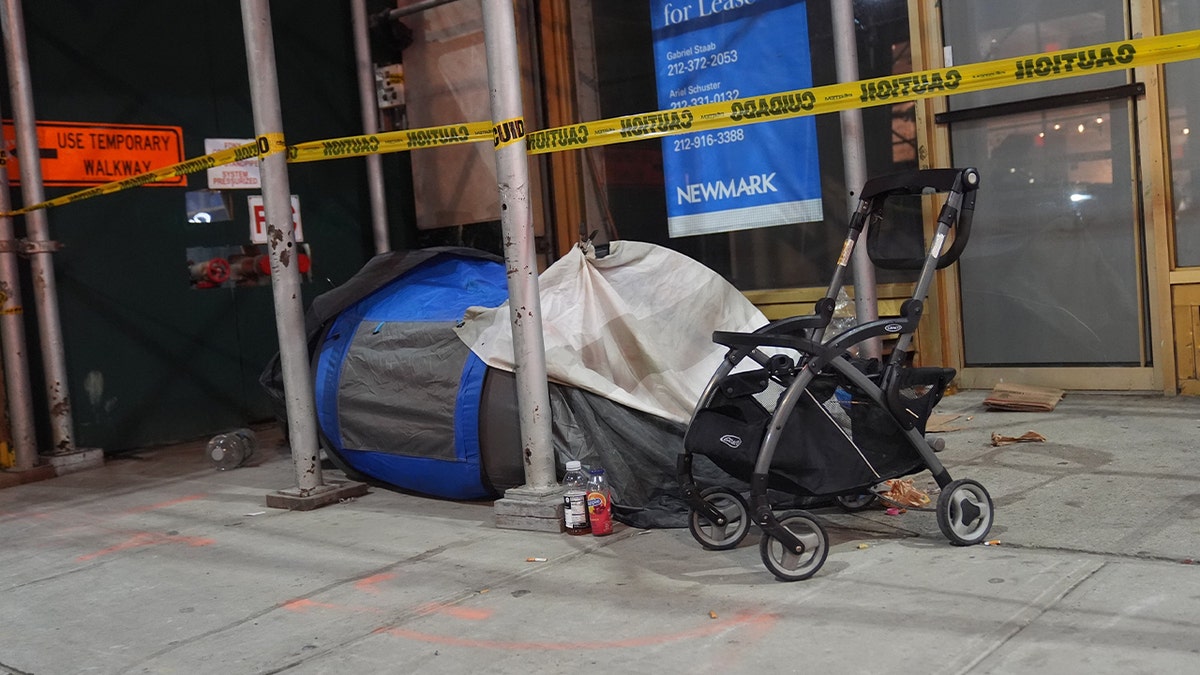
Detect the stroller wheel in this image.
<box><xmin>835</xmin><ymin>492</ymin><xmax>878</xmax><ymax>512</ymax></box>
<box><xmin>759</xmin><ymin>511</ymin><xmax>828</xmax><ymax>582</ymax></box>
<box><xmin>688</xmin><ymin>487</ymin><xmax>751</xmax><ymax>550</ymax></box>
<box><xmin>936</xmin><ymin>478</ymin><xmax>994</xmax><ymax>546</ymax></box>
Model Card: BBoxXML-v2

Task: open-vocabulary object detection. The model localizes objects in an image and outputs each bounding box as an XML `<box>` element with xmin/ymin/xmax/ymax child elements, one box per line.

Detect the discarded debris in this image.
<box><xmin>926</xmin><ymin>413</ymin><xmax>966</xmax><ymax>433</ymax></box>
<box><xmin>708</xmin><ymin>611</ymin><xmax>718</xmax><ymax>619</ymax></box>
<box><xmin>885</xmin><ymin>507</ymin><xmax>906</xmax><ymax>516</ymax></box>
<box><xmin>525</xmin><ymin>557</ymin><xmax>547</xmax><ymax>563</ymax></box>
<box><xmin>983</xmin><ymin>539</ymin><xmax>1001</xmax><ymax>546</ymax></box>
<box><xmin>880</xmin><ymin>478</ymin><xmax>931</xmax><ymax>507</ymax></box>
<box><xmin>244</xmin><ymin>511</ymin><xmax>266</xmax><ymax>517</ymax></box>
<box><xmin>990</xmin><ymin>430</ymin><xmax>1047</xmax><ymax>446</ymax></box>
<box><xmin>983</xmin><ymin>383</ymin><xmax>1065</xmax><ymax>412</ymax></box>
<box><xmin>856</xmin><ymin>543</ymin><xmax>870</xmax><ymax>550</ymax></box>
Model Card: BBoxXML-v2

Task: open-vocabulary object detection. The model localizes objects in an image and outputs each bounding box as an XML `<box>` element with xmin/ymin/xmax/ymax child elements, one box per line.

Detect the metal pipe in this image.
<box><xmin>0</xmin><ymin>104</ymin><xmax>38</xmax><ymax>470</ymax></box>
<box><xmin>480</xmin><ymin>0</ymin><xmax>556</xmax><ymax>491</ymax></box>
<box><xmin>1</xmin><ymin>0</ymin><xmax>75</xmax><ymax>454</ymax></box>
<box><xmin>385</xmin><ymin>0</ymin><xmax>461</xmax><ymax>21</ymax></box>
<box><xmin>240</xmin><ymin>0</ymin><xmax>323</xmax><ymax>492</ymax></box>
<box><xmin>832</xmin><ymin>0</ymin><xmax>881</xmax><ymax>360</ymax></box>
<box><xmin>351</xmin><ymin>0</ymin><xmax>391</xmax><ymax>255</ymax></box>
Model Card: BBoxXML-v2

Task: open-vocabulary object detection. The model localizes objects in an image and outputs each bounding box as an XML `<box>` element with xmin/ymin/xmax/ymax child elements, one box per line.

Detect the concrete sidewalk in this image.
<box><xmin>1</xmin><ymin>390</ymin><xmax>1198</xmax><ymax>674</ymax></box>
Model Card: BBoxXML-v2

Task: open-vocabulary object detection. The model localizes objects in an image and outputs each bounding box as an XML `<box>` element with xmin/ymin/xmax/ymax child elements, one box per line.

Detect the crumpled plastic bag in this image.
<box><xmin>880</xmin><ymin>478</ymin><xmax>931</xmax><ymax>508</ymax></box>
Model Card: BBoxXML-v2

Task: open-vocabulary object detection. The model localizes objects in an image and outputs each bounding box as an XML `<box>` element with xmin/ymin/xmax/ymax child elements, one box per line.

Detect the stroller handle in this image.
<box><xmin>865</xmin><ymin>167</ymin><xmax>979</xmax><ymax>271</ymax></box>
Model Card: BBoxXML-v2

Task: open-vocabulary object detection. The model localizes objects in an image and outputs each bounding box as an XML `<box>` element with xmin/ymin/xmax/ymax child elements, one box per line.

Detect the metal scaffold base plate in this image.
<box><xmin>494</xmin><ymin>485</ymin><xmax>565</xmax><ymax>533</ymax></box>
<box><xmin>0</xmin><ymin>464</ymin><xmax>58</xmax><ymax>489</ymax></box>
<box><xmin>43</xmin><ymin>448</ymin><xmax>105</xmax><ymax>476</ymax></box>
<box><xmin>265</xmin><ymin>480</ymin><xmax>370</xmax><ymax>511</ymax></box>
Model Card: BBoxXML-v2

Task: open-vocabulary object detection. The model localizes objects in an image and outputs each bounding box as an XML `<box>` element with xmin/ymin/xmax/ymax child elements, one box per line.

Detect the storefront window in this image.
<box><xmin>1163</xmin><ymin>1</ymin><xmax>1200</xmax><ymax>267</ymax></box>
<box><xmin>943</xmin><ymin>0</ymin><xmax>1145</xmax><ymax>366</ymax></box>
<box><xmin>573</xmin><ymin>0</ymin><xmax>917</xmax><ymax>290</ymax></box>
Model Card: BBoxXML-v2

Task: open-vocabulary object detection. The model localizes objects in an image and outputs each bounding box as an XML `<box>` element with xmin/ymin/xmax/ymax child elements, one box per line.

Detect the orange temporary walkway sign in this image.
<box><xmin>2</xmin><ymin>120</ymin><xmax>184</xmax><ymax>187</ymax></box>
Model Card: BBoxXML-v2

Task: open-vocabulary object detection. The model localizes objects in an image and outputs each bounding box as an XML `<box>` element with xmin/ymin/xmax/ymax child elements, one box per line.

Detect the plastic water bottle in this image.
<box><xmin>586</xmin><ymin>468</ymin><xmax>613</xmax><ymax>536</ymax></box>
<box><xmin>562</xmin><ymin>460</ymin><xmax>591</xmax><ymax>535</ymax></box>
<box><xmin>206</xmin><ymin>428</ymin><xmax>257</xmax><ymax>470</ymax></box>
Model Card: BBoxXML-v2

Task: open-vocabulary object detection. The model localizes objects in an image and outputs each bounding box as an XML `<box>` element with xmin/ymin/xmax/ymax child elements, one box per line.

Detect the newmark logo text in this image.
<box><xmin>677</xmin><ymin>172</ymin><xmax>777</xmax><ymax>204</ymax></box>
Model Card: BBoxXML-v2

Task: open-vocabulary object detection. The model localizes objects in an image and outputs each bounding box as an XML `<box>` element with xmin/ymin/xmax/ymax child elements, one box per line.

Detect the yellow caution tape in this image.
<box><xmin>491</xmin><ymin>117</ymin><xmax>526</xmax><ymax>149</ymax></box>
<box><xmin>3</xmin><ymin>29</ymin><xmax>1200</xmax><ymax>217</ymax></box>
<box><xmin>286</xmin><ymin>122</ymin><xmax>493</xmax><ymax>163</ymax></box>
<box><xmin>257</xmin><ymin>132</ymin><xmax>287</xmax><ymax>158</ymax></box>
<box><xmin>527</xmin><ymin>29</ymin><xmax>1200</xmax><ymax>154</ymax></box>
<box><xmin>0</xmin><ymin>134</ymin><xmax>283</xmax><ymax>217</ymax></box>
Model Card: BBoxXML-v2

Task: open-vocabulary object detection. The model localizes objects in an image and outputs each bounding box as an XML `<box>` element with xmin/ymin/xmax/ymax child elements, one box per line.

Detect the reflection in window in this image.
<box><xmin>185</xmin><ymin>189</ymin><xmax>232</xmax><ymax>223</ymax></box>
<box><xmin>955</xmin><ymin>102</ymin><xmax>1141</xmax><ymax>366</ymax></box>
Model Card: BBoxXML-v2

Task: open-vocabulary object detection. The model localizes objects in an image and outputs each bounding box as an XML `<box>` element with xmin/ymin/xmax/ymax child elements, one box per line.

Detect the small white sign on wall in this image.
<box><xmin>205</xmin><ymin>138</ymin><xmax>261</xmax><ymax>189</ymax></box>
<box><xmin>248</xmin><ymin>194</ymin><xmax>303</xmax><ymax>244</ymax></box>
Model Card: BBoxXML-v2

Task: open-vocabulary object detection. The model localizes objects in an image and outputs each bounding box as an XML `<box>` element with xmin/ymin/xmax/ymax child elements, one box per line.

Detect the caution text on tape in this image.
<box><xmin>4</xmin><ymin>29</ymin><xmax>1200</xmax><ymax>217</ymax></box>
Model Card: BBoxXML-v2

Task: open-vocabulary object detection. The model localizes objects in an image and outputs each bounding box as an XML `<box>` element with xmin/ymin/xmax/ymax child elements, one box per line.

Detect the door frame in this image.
<box><xmin>909</xmin><ymin>0</ymin><xmax>1173</xmax><ymax>394</ymax></box>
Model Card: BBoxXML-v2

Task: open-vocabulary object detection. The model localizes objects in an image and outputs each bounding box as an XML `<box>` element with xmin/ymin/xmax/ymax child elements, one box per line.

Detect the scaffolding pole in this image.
<box><xmin>481</xmin><ymin>0</ymin><xmax>558</xmax><ymax>530</ymax></box>
<box><xmin>351</xmin><ymin>0</ymin><xmax>391</xmax><ymax>255</ymax></box>
<box><xmin>0</xmin><ymin>99</ymin><xmax>37</xmax><ymax>471</ymax></box>
<box><xmin>241</xmin><ymin>0</ymin><xmax>367</xmax><ymax>509</ymax></box>
<box><xmin>832</xmin><ymin>0</ymin><xmax>881</xmax><ymax>360</ymax></box>
<box><xmin>1</xmin><ymin>0</ymin><xmax>76</xmax><ymax>455</ymax></box>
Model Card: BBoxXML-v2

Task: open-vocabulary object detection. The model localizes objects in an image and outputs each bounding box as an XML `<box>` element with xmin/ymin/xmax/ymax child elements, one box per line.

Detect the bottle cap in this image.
<box><xmin>565</xmin><ymin>460</ymin><xmax>581</xmax><ymax>470</ymax></box>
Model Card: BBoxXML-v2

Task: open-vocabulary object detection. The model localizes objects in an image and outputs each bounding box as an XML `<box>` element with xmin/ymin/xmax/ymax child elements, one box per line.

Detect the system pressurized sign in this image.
<box><xmin>2</xmin><ymin>120</ymin><xmax>184</xmax><ymax>187</ymax></box>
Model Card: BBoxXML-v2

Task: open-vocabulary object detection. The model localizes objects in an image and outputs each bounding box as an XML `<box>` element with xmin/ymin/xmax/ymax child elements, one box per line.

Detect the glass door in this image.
<box><xmin>941</xmin><ymin>1</ymin><xmax>1153</xmax><ymax>387</ymax></box>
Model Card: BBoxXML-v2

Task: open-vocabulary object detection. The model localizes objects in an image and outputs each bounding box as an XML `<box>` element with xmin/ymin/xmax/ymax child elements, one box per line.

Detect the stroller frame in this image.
<box><xmin>677</xmin><ymin>167</ymin><xmax>992</xmax><ymax>581</ymax></box>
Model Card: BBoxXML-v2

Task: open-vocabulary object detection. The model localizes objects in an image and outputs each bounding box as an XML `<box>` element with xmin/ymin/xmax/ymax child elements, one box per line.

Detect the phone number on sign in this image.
<box><xmin>665</xmin><ymin>49</ymin><xmax>739</xmax><ymax>76</ymax></box>
<box><xmin>671</xmin><ymin>129</ymin><xmax>745</xmax><ymax>152</ymax></box>
<box><xmin>668</xmin><ymin>89</ymin><xmax>740</xmax><ymax>108</ymax></box>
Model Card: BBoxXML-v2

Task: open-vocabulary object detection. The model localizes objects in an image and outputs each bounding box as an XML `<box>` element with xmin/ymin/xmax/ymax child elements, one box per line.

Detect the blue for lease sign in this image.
<box><xmin>651</xmin><ymin>0</ymin><xmax>822</xmax><ymax>237</ymax></box>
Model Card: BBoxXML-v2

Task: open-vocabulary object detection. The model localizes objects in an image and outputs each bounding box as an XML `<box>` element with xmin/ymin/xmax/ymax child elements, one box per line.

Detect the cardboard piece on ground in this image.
<box><xmin>926</xmin><ymin>413</ymin><xmax>964</xmax><ymax>433</ymax></box>
<box><xmin>983</xmin><ymin>382</ymin><xmax>1065</xmax><ymax>412</ymax></box>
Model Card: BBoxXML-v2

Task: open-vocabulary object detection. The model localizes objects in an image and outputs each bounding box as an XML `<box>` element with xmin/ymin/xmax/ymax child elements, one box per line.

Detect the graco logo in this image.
<box><xmin>719</xmin><ymin>435</ymin><xmax>742</xmax><ymax>448</ymax></box>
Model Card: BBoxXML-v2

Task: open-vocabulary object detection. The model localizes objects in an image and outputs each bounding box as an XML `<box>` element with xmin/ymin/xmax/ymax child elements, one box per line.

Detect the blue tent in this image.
<box><xmin>310</xmin><ymin>249</ymin><xmax>521</xmax><ymax>499</ymax></box>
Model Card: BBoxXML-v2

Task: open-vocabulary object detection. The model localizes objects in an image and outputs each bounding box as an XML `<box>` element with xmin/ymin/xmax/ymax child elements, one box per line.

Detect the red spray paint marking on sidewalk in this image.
<box><xmin>76</xmin><ymin>531</ymin><xmax>214</xmax><ymax>561</ymax></box>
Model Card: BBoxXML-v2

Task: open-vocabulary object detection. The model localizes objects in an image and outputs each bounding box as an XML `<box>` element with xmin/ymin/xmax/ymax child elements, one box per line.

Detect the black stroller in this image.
<box><xmin>677</xmin><ymin>167</ymin><xmax>992</xmax><ymax>581</ymax></box>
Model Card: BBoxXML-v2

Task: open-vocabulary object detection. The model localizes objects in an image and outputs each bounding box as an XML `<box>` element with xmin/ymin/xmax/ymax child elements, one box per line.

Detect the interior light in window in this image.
<box><xmin>1185</xmin><ymin>128</ymin><xmax>1191</xmax><ymax>135</ymax></box>
<box><xmin>1070</xmin><ymin>193</ymin><xmax>1092</xmax><ymax>203</ymax></box>
<box><xmin>1077</xmin><ymin>124</ymin><xmax>1086</xmax><ymax>133</ymax></box>
<box><xmin>1053</xmin><ymin>123</ymin><xmax>1062</xmax><ymax>130</ymax></box>
<box><xmin>1095</xmin><ymin>117</ymin><xmax>1104</xmax><ymax>124</ymax></box>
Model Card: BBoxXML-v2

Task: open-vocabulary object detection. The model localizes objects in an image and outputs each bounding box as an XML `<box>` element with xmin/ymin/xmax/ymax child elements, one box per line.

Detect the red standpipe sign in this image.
<box><xmin>3</xmin><ymin>120</ymin><xmax>185</xmax><ymax>187</ymax></box>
